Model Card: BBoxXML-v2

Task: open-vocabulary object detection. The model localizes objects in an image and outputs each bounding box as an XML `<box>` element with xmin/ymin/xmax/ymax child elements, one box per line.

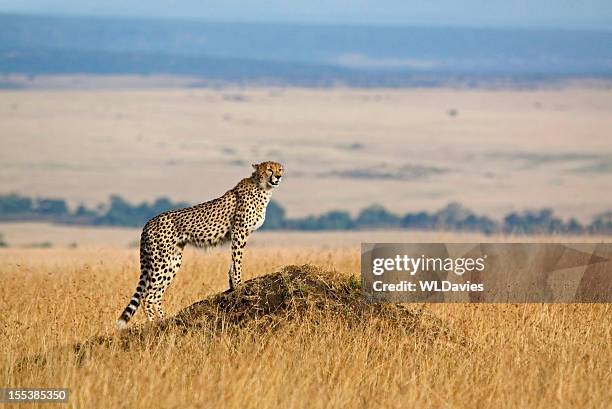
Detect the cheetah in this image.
<box><xmin>116</xmin><ymin>161</ymin><xmax>284</xmax><ymax>329</ymax></box>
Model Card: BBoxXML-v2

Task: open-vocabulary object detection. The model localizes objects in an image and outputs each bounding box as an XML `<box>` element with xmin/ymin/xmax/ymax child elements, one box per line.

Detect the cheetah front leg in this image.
<box><xmin>228</xmin><ymin>224</ymin><xmax>250</xmax><ymax>290</ymax></box>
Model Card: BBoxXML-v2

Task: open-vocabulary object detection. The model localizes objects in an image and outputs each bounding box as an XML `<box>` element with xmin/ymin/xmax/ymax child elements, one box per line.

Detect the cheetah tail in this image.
<box><xmin>116</xmin><ymin>280</ymin><xmax>146</xmax><ymax>329</ymax></box>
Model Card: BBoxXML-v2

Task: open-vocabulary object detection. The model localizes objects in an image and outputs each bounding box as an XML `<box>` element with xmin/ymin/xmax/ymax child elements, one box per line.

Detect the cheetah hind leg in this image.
<box><xmin>143</xmin><ymin>292</ymin><xmax>159</xmax><ymax>321</ymax></box>
<box><xmin>227</xmin><ymin>262</ymin><xmax>241</xmax><ymax>292</ymax></box>
<box><xmin>227</xmin><ymin>263</ymin><xmax>234</xmax><ymax>291</ymax></box>
<box><xmin>143</xmin><ymin>284</ymin><xmax>168</xmax><ymax>320</ymax></box>
<box><xmin>144</xmin><ymin>251</ymin><xmax>182</xmax><ymax>321</ymax></box>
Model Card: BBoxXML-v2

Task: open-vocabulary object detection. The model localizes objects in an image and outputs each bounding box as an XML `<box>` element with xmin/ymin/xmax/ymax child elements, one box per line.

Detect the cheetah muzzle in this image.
<box><xmin>117</xmin><ymin>161</ymin><xmax>284</xmax><ymax>329</ymax></box>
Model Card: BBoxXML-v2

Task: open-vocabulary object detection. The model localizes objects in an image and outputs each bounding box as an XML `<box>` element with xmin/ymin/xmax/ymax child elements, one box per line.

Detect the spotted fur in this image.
<box><xmin>117</xmin><ymin>161</ymin><xmax>284</xmax><ymax>328</ymax></box>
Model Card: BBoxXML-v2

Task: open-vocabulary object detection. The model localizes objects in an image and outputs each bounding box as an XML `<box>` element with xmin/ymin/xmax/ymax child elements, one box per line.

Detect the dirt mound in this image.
<box><xmin>20</xmin><ymin>265</ymin><xmax>468</xmax><ymax>369</ymax></box>
<box><xmin>111</xmin><ymin>265</ymin><xmax>464</xmax><ymax>345</ymax></box>
<box><xmin>169</xmin><ymin>265</ymin><xmax>433</xmax><ymax>332</ymax></box>
<box><xmin>162</xmin><ymin>265</ymin><xmax>395</xmax><ymax>331</ymax></box>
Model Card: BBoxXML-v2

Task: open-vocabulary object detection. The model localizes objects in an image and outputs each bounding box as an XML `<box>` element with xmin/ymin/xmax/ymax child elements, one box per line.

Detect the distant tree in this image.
<box><xmin>458</xmin><ymin>213</ymin><xmax>498</xmax><ymax>234</ymax></box>
<box><xmin>96</xmin><ymin>195</ymin><xmax>143</xmax><ymax>226</ymax></box>
<box><xmin>402</xmin><ymin>203</ymin><xmax>498</xmax><ymax>234</ymax></box>
<box><xmin>284</xmin><ymin>215</ymin><xmax>320</xmax><ymax>231</ymax></box>
<box><xmin>0</xmin><ymin>194</ymin><xmax>34</xmax><ymax>215</ymax></box>
<box><xmin>261</xmin><ymin>200</ymin><xmax>286</xmax><ymax>230</ymax></box>
<box><xmin>150</xmin><ymin>197</ymin><xmax>189</xmax><ymax>215</ymax></box>
<box><xmin>36</xmin><ymin>198</ymin><xmax>69</xmax><ymax>216</ymax></box>
<box><xmin>503</xmin><ymin>208</ymin><xmax>580</xmax><ymax>234</ymax></box>
<box><xmin>0</xmin><ymin>233</ymin><xmax>7</xmax><ymax>247</ymax></box>
<box><xmin>503</xmin><ymin>212</ymin><xmax>524</xmax><ymax>234</ymax></box>
<box><xmin>316</xmin><ymin>210</ymin><xmax>354</xmax><ymax>230</ymax></box>
<box><xmin>432</xmin><ymin>202</ymin><xmax>473</xmax><ymax>229</ymax></box>
<box><xmin>588</xmin><ymin>212</ymin><xmax>612</xmax><ymax>235</ymax></box>
<box><xmin>285</xmin><ymin>210</ymin><xmax>354</xmax><ymax>231</ymax></box>
<box><xmin>401</xmin><ymin>211</ymin><xmax>434</xmax><ymax>229</ymax></box>
<box><xmin>566</xmin><ymin>218</ymin><xmax>585</xmax><ymax>234</ymax></box>
<box><xmin>73</xmin><ymin>204</ymin><xmax>98</xmax><ymax>218</ymax></box>
<box><xmin>64</xmin><ymin>203</ymin><xmax>100</xmax><ymax>224</ymax></box>
<box><xmin>96</xmin><ymin>195</ymin><xmax>191</xmax><ymax>227</ymax></box>
<box><xmin>355</xmin><ymin>205</ymin><xmax>401</xmax><ymax>228</ymax></box>
<box><xmin>0</xmin><ymin>192</ymin><xmax>607</xmax><ymax>236</ymax></box>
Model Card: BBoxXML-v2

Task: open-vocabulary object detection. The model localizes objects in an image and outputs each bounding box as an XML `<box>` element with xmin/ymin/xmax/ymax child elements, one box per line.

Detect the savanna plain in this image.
<box><xmin>1</xmin><ymin>83</ymin><xmax>611</xmax><ymax>408</ymax></box>
<box><xmin>1</xmin><ymin>84</ymin><xmax>612</xmax><ymax>220</ymax></box>
<box><xmin>1</xmin><ymin>231</ymin><xmax>610</xmax><ymax>409</ymax></box>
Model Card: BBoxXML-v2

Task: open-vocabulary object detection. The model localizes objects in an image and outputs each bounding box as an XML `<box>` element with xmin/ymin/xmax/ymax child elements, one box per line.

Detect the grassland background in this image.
<box><xmin>1</xmin><ymin>85</ymin><xmax>611</xmax><ymax>222</ymax></box>
<box><xmin>1</xmin><ymin>83</ymin><xmax>611</xmax><ymax>408</ymax></box>
<box><xmin>1</xmin><ymin>233</ymin><xmax>611</xmax><ymax>408</ymax></box>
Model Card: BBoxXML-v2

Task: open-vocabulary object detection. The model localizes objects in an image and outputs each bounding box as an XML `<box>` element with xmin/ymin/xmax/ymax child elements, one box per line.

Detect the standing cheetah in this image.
<box><xmin>116</xmin><ymin>161</ymin><xmax>283</xmax><ymax>329</ymax></box>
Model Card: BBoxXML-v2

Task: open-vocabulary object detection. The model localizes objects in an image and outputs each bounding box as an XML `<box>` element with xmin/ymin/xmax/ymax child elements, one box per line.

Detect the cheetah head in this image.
<box><xmin>252</xmin><ymin>161</ymin><xmax>284</xmax><ymax>189</ymax></box>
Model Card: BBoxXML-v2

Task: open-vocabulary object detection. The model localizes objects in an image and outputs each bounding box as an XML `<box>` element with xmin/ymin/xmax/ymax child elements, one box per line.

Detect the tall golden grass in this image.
<box><xmin>1</xmin><ymin>246</ymin><xmax>610</xmax><ymax>408</ymax></box>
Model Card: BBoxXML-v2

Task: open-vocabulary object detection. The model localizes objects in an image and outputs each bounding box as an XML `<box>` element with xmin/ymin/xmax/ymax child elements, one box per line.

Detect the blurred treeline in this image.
<box><xmin>0</xmin><ymin>194</ymin><xmax>610</xmax><ymax>235</ymax></box>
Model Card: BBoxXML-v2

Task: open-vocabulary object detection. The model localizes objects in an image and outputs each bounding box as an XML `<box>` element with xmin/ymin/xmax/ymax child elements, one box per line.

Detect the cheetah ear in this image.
<box><xmin>252</xmin><ymin>163</ymin><xmax>258</xmax><ymax>170</ymax></box>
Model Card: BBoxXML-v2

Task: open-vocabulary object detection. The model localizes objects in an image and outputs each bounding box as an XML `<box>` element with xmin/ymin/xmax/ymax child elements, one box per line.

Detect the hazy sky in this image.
<box><xmin>1</xmin><ymin>0</ymin><xmax>611</xmax><ymax>30</ymax></box>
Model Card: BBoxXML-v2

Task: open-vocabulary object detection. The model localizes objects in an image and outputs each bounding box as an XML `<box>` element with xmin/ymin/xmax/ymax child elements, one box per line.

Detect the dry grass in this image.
<box><xmin>1</xmin><ymin>246</ymin><xmax>611</xmax><ymax>408</ymax></box>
